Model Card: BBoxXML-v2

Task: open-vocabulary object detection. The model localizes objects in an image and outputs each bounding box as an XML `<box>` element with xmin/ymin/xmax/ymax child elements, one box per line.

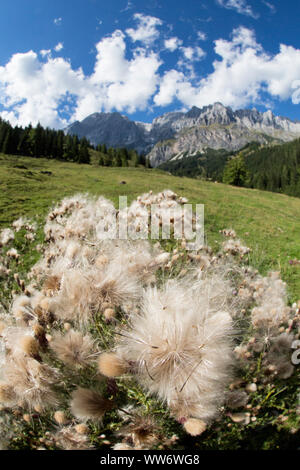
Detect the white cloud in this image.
<box><xmin>262</xmin><ymin>1</ymin><xmax>276</xmax><ymax>14</ymax></box>
<box><xmin>197</xmin><ymin>31</ymin><xmax>207</xmax><ymax>41</ymax></box>
<box><xmin>54</xmin><ymin>17</ymin><xmax>62</xmax><ymax>26</ymax></box>
<box><xmin>0</xmin><ymin>30</ymin><xmax>161</xmax><ymax>127</ymax></box>
<box><xmin>216</xmin><ymin>0</ymin><xmax>259</xmax><ymax>19</ymax></box>
<box><xmin>1</xmin><ymin>24</ymin><xmax>300</xmax><ymax>129</ymax></box>
<box><xmin>76</xmin><ymin>30</ymin><xmax>161</xmax><ymax>118</ymax></box>
<box><xmin>0</xmin><ymin>51</ymin><xmax>84</xmax><ymax>128</ymax></box>
<box><xmin>126</xmin><ymin>13</ymin><xmax>162</xmax><ymax>45</ymax></box>
<box><xmin>121</xmin><ymin>1</ymin><xmax>134</xmax><ymax>12</ymax></box>
<box><xmin>40</xmin><ymin>49</ymin><xmax>51</xmax><ymax>58</ymax></box>
<box><xmin>180</xmin><ymin>46</ymin><xmax>205</xmax><ymax>61</ymax></box>
<box><xmin>155</xmin><ymin>26</ymin><xmax>300</xmax><ymax>109</ymax></box>
<box><xmin>154</xmin><ymin>69</ymin><xmax>184</xmax><ymax>106</ymax></box>
<box><xmin>54</xmin><ymin>42</ymin><xmax>64</xmax><ymax>52</ymax></box>
<box><xmin>164</xmin><ymin>37</ymin><xmax>183</xmax><ymax>52</ymax></box>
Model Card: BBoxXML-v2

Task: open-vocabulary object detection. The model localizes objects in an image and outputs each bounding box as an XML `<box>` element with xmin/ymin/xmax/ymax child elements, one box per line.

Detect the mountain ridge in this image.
<box><xmin>65</xmin><ymin>103</ymin><xmax>300</xmax><ymax>166</ymax></box>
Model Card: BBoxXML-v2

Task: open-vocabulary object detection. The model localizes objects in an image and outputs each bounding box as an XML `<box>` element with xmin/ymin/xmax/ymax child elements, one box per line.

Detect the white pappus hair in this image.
<box><xmin>116</xmin><ymin>278</ymin><xmax>234</xmax><ymax>423</ymax></box>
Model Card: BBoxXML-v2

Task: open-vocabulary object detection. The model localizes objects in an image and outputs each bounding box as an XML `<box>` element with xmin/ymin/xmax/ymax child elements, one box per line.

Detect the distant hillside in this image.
<box><xmin>159</xmin><ymin>139</ymin><xmax>300</xmax><ymax>198</ymax></box>
<box><xmin>244</xmin><ymin>138</ymin><xmax>300</xmax><ymax>197</ymax></box>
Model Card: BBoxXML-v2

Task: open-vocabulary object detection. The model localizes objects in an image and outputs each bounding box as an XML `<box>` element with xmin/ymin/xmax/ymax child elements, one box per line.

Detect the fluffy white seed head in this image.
<box><xmin>116</xmin><ymin>279</ymin><xmax>234</xmax><ymax>422</ymax></box>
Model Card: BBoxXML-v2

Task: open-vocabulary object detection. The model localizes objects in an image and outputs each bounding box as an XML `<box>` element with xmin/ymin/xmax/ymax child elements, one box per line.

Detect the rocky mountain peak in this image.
<box><xmin>65</xmin><ymin>103</ymin><xmax>300</xmax><ymax>166</ymax></box>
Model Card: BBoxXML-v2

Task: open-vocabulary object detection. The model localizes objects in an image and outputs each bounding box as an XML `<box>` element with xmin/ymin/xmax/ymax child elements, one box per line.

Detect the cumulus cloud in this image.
<box><xmin>54</xmin><ymin>42</ymin><xmax>64</xmax><ymax>52</ymax></box>
<box><xmin>0</xmin><ymin>29</ymin><xmax>161</xmax><ymax>127</ymax></box>
<box><xmin>155</xmin><ymin>26</ymin><xmax>300</xmax><ymax>109</ymax></box>
<box><xmin>180</xmin><ymin>46</ymin><xmax>206</xmax><ymax>61</ymax></box>
<box><xmin>75</xmin><ymin>30</ymin><xmax>161</xmax><ymax>118</ymax></box>
<box><xmin>216</xmin><ymin>0</ymin><xmax>259</xmax><ymax>19</ymax></box>
<box><xmin>0</xmin><ymin>51</ymin><xmax>85</xmax><ymax>127</ymax></box>
<box><xmin>1</xmin><ymin>24</ymin><xmax>300</xmax><ymax>128</ymax></box>
<box><xmin>164</xmin><ymin>37</ymin><xmax>183</xmax><ymax>52</ymax></box>
<box><xmin>126</xmin><ymin>13</ymin><xmax>162</xmax><ymax>45</ymax></box>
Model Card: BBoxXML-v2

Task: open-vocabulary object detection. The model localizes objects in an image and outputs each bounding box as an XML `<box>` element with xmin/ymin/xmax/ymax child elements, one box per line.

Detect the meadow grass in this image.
<box><xmin>1</xmin><ymin>153</ymin><xmax>299</xmax><ymax>302</ymax></box>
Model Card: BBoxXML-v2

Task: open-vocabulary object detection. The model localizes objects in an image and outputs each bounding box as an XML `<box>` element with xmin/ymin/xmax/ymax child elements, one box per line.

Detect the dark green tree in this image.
<box><xmin>222</xmin><ymin>154</ymin><xmax>249</xmax><ymax>187</ymax></box>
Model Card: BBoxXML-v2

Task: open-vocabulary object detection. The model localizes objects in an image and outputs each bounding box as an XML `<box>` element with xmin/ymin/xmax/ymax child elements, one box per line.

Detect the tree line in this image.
<box><xmin>0</xmin><ymin>117</ymin><xmax>150</xmax><ymax>168</ymax></box>
<box><xmin>96</xmin><ymin>144</ymin><xmax>150</xmax><ymax>168</ymax></box>
<box><xmin>159</xmin><ymin>139</ymin><xmax>300</xmax><ymax>198</ymax></box>
<box><xmin>0</xmin><ymin>117</ymin><xmax>91</xmax><ymax>163</ymax></box>
<box><xmin>222</xmin><ymin>140</ymin><xmax>300</xmax><ymax>198</ymax></box>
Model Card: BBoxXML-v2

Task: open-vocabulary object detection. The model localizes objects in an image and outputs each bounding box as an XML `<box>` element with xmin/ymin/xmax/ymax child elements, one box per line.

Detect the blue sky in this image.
<box><xmin>0</xmin><ymin>0</ymin><xmax>300</xmax><ymax>128</ymax></box>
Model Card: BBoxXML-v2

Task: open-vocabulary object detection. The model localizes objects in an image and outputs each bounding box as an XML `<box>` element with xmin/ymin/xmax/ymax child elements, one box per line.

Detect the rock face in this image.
<box><xmin>65</xmin><ymin>112</ymin><xmax>150</xmax><ymax>155</ymax></box>
<box><xmin>65</xmin><ymin>103</ymin><xmax>300</xmax><ymax>166</ymax></box>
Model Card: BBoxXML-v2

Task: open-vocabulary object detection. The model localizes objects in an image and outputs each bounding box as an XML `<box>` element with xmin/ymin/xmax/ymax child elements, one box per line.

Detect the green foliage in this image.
<box><xmin>0</xmin><ymin>117</ymin><xmax>91</xmax><ymax>164</ymax></box>
<box><xmin>159</xmin><ymin>148</ymin><xmax>230</xmax><ymax>180</ymax></box>
<box><xmin>97</xmin><ymin>145</ymin><xmax>146</xmax><ymax>168</ymax></box>
<box><xmin>222</xmin><ymin>153</ymin><xmax>249</xmax><ymax>187</ymax></box>
<box><xmin>244</xmin><ymin>138</ymin><xmax>300</xmax><ymax>197</ymax></box>
<box><xmin>160</xmin><ymin>139</ymin><xmax>300</xmax><ymax>198</ymax></box>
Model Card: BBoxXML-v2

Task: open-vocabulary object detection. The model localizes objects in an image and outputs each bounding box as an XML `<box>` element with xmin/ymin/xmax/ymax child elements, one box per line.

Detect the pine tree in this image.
<box><xmin>223</xmin><ymin>154</ymin><xmax>249</xmax><ymax>187</ymax></box>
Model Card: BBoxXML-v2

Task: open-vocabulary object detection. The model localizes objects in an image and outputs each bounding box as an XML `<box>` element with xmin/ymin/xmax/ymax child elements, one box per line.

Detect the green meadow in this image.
<box><xmin>1</xmin><ymin>152</ymin><xmax>299</xmax><ymax>302</ymax></box>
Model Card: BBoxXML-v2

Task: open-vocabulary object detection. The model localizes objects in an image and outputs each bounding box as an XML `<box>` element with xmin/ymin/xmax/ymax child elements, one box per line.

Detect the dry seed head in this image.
<box><xmin>103</xmin><ymin>308</ymin><xmax>115</xmax><ymax>321</ymax></box>
<box><xmin>98</xmin><ymin>353</ymin><xmax>127</xmax><ymax>377</ymax></box>
<box><xmin>95</xmin><ymin>255</ymin><xmax>109</xmax><ymax>267</ymax></box>
<box><xmin>0</xmin><ymin>384</ymin><xmax>16</xmax><ymax>405</ymax></box>
<box><xmin>116</xmin><ymin>280</ymin><xmax>234</xmax><ymax>422</ymax></box>
<box><xmin>0</xmin><ymin>321</ymin><xmax>7</xmax><ymax>334</ymax></box>
<box><xmin>54</xmin><ymin>410</ymin><xmax>68</xmax><ymax>425</ymax></box>
<box><xmin>183</xmin><ymin>418</ymin><xmax>207</xmax><ymax>436</ymax></box>
<box><xmin>74</xmin><ymin>423</ymin><xmax>89</xmax><ymax>434</ymax></box>
<box><xmin>102</xmin><ymin>302</ymin><xmax>112</xmax><ymax>310</ymax></box>
<box><xmin>54</xmin><ymin>425</ymin><xmax>92</xmax><ymax>450</ymax></box>
<box><xmin>70</xmin><ymin>387</ymin><xmax>113</xmax><ymax>422</ymax></box>
<box><xmin>33</xmin><ymin>323</ymin><xmax>45</xmax><ymax>338</ymax></box>
<box><xmin>50</xmin><ymin>329</ymin><xmax>95</xmax><ymax>368</ymax></box>
<box><xmin>19</xmin><ymin>336</ymin><xmax>39</xmax><ymax>357</ymax></box>
<box><xmin>113</xmin><ymin>443</ymin><xmax>133</xmax><ymax>450</ymax></box>
<box><xmin>245</xmin><ymin>383</ymin><xmax>257</xmax><ymax>393</ymax></box>
<box><xmin>117</xmin><ymin>415</ymin><xmax>159</xmax><ymax>447</ymax></box>
<box><xmin>3</xmin><ymin>356</ymin><xmax>59</xmax><ymax>409</ymax></box>
<box><xmin>23</xmin><ymin>414</ymin><xmax>31</xmax><ymax>423</ymax></box>
<box><xmin>39</xmin><ymin>297</ymin><xmax>50</xmax><ymax>311</ymax></box>
<box><xmin>43</xmin><ymin>275</ymin><xmax>61</xmax><ymax>294</ymax></box>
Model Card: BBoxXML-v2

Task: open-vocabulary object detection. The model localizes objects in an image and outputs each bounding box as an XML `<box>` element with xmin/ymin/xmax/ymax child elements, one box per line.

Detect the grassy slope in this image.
<box><xmin>1</xmin><ymin>153</ymin><xmax>299</xmax><ymax>302</ymax></box>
